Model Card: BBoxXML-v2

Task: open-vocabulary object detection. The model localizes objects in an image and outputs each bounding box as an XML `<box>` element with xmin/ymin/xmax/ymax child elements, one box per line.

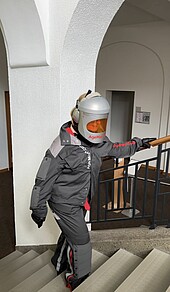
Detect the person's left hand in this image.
<box><xmin>31</xmin><ymin>213</ymin><xmax>45</xmax><ymax>228</ymax></box>
<box><xmin>141</xmin><ymin>137</ymin><xmax>156</xmax><ymax>149</ymax></box>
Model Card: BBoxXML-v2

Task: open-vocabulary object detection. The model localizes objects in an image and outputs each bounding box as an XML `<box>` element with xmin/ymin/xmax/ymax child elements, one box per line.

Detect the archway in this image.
<box><xmin>0</xmin><ymin>0</ymin><xmax>49</xmax><ymax>256</ymax></box>
<box><xmin>60</xmin><ymin>0</ymin><xmax>125</xmax><ymax>124</ymax></box>
<box><xmin>0</xmin><ymin>0</ymin><xmax>49</xmax><ymax>68</ymax></box>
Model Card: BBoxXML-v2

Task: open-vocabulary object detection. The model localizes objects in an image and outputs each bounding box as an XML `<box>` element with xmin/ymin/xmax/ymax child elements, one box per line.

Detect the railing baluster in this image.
<box><xmin>132</xmin><ymin>164</ymin><xmax>138</xmax><ymax>218</ymax></box>
<box><xmin>112</xmin><ymin>168</ymin><xmax>115</xmax><ymax>209</ymax></box>
<box><xmin>117</xmin><ymin>179</ymin><xmax>121</xmax><ymax>209</ymax></box>
<box><xmin>123</xmin><ymin>165</ymin><xmax>128</xmax><ymax>209</ymax></box>
<box><xmin>150</xmin><ymin>144</ymin><xmax>162</xmax><ymax>229</ymax></box>
<box><xmin>142</xmin><ymin>161</ymin><xmax>149</xmax><ymax>217</ymax></box>
<box><xmin>97</xmin><ymin>174</ymin><xmax>101</xmax><ymax>222</ymax></box>
<box><xmin>165</xmin><ymin>149</ymin><xmax>170</xmax><ymax>177</ymax></box>
<box><xmin>111</xmin><ymin>179</ymin><xmax>114</xmax><ymax>209</ymax></box>
<box><xmin>105</xmin><ymin>181</ymin><xmax>109</xmax><ymax>220</ymax></box>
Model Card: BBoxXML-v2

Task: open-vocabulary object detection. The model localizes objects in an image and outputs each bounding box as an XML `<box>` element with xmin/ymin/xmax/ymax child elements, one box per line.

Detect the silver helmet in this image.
<box><xmin>76</xmin><ymin>92</ymin><xmax>110</xmax><ymax>143</ymax></box>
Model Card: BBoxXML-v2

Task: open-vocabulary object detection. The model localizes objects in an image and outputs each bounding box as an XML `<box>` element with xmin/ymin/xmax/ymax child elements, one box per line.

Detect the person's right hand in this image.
<box><xmin>141</xmin><ymin>138</ymin><xmax>156</xmax><ymax>149</ymax></box>
<box><xmin>31</xmin><ymin>213</ymin><xmax>45</xmax><ymax>228</ymax></box>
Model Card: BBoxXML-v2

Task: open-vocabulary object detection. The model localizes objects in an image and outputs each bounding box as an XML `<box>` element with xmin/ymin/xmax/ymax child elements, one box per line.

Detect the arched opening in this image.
<box><xmin>95</xmin><ymin>0</ymin><xmax>169</xmax><ymax>161</ymax></box>
<box><xmin>94</xmin><ymin>0</ymin><xmax>170</xmax><ymax>230</ymax></box>
<box><xmin>59</xmin><ymin>0</ymin><xmax>170</xmax><ymax>232</ymax></box>
<box><xmin>0</xmin><ymin>0</ymin><xmax>49</xmax><ymax>255</ymax></box>
<box><xmin>0</xmin><ymin>0</ymin><xmax>49</xmax><ymax>68</ymax></box>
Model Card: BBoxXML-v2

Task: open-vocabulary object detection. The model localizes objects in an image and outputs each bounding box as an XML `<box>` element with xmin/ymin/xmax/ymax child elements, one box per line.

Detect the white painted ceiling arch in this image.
<box><xmin>0</xmin><ymin>0</ymin><xmax>49</xmax><ymax>68</ymax></box>
<box><xmin>60</xmin><ymin>0</ymin><xmax>125</xmax><ymax>123</ymax></box>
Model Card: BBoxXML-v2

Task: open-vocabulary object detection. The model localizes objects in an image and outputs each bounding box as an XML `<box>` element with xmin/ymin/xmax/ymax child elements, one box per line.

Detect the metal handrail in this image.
<box><xmin>88</xmin><ymin>139</ymin><xmax>170</xmax><ymax>229</ymax></box>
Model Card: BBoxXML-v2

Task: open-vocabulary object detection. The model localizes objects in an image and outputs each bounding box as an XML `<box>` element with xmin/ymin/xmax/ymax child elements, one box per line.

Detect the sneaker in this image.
<box><xmin>66</xmin><ymin>274</ymin><xmax>89</xmax><ymax>291</ymax></box>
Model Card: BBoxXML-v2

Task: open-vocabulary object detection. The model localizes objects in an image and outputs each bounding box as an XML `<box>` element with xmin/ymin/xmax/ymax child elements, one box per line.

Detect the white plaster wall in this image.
<box><xmin>8</xmin><ymin>0</ymin><xmax>125</xmax><ymax>246</ymax></box>
<box><xmin>0</xmin><ymin>29</ymin><xmax>8</xmax><ymax>169</ymax></box>
<box><xmin>96</xmin><ymin>21</ymin><xmax>170</xmax><ymax>163</ymax></box>
<box><xmin>7</xmin><ymin>0</ymin><xmax>82</xmax><ymax>246</ymax></box>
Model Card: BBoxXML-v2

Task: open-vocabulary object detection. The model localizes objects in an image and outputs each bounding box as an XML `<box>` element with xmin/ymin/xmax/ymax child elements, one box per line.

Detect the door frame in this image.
<box><xmin>5</xmin><ymin>91</ymin><xmax>12</xmax><ymax>169</ymax></box>
<box><xmin>106</xmin><ymin>90</ymin><xmax>134</xmax><ymax>142</ymax></box>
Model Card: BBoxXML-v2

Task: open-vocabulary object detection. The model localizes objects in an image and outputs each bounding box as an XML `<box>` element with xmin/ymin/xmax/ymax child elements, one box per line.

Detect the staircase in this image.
<box><xmin>0</xmin><ymin>247</ymin><xmax>170</xmax><ymax>292</ymax></box>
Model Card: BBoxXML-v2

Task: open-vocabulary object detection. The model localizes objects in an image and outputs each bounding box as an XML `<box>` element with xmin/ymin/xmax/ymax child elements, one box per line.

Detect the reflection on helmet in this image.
<box><xmin>77</xmin><ymin>94</ymin><xmax>110</xmax><ymax>143</ymax></box>
<box><xmin>87</xmin><ymin>119</ymin><xmax>107</xmax><ymax>133</ymax></box>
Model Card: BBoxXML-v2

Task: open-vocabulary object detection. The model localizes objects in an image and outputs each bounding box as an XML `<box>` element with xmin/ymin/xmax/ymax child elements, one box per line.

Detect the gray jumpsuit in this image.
<box><xmin>30</xmin><ymin>121</ymin><xmax>143</xmax><ymax>280</ymax></box>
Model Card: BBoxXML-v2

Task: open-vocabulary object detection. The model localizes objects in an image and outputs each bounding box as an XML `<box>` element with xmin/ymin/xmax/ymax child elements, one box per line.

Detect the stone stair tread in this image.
<box><xmin>9</xmin><ymin>261</ymin><xmax>57</xmax><ymax>292</ymax></box>
<box><xmin>37</xmin><ymin>271</ymin><xmax>67</xmax><ymax>292</ymax></box>
<box><xmin>0</xmin><ymin>250</ymin><xmax>39</xmax><ymax>280</ymax></box>
<box><xmin>38</xmin><ymin>249</ymin><xmax>109</xmax><ymax>292</ymax></box>
<box><xmin>91</xmin><ymin>249</ymin><xmax>108</xmax><ymax>273</ymax></box>
<box><xmin>0</xmin><ymin>249</ymin><xmax>53</xmax><ymax>292</ymax></box>
<box><xmin>74</xmin><ymin>248</ymin><xmax>142</xmax><ymax>291</ymax></box>
<box><xmin>0</xmin><ymin>250</ymin><xmax>23</xmax><ymax>271</ymax></box>
<box><xmin>115</xmin><ymin>248</ymin><xmax>170</xmax><ymax>292</ymax></box>
<box><xmin>1</xmin><ymin>247</ymin><xmax>169</xmax><ymax>292</ymax></box>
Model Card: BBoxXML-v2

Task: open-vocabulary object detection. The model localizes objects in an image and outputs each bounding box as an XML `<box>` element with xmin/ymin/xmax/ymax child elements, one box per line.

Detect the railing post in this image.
<box><xmin>97</xmin><ymin>174</ymin><xmax>101</xmax><ymax>222</ymax></box>
<box><xmin>166</xmin><ymin>222</ymin><xmax>170</xmax><ymax>228</ymax></box>
<box><xmin>150</xmin><ymin>144</ymin><xmax>162</xmax><ymax>229</ymax></box>
<box><xmin>165</xmin><ymin>149</ymin><xmax>170</xmax><ymax>177</ymax></box>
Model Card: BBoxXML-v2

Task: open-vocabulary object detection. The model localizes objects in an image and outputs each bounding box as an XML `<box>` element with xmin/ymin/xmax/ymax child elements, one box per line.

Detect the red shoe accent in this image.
<box><xmin>66</xmin><ymin>283</ymin><xmax>72</xmax><ymax>291</ymax></box>
<box><xmin>67</xmin><ymin>275</ymin><xmax>74</xmax><ymax>281</ymax></box>
<box><xmin>66</xmin><ymin>275</ymin><xmax>74</xmax><ymax>291</ymax></box>
<box><xmin>66</xmin><ymin>274</ymin><xmax>89</xmax><ymax>290</ymax></box>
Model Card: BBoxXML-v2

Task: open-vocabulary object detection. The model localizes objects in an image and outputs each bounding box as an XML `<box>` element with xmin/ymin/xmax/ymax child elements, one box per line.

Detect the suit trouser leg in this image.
<box><xmin>51</xmin><ymin>232</ymin><xmax>68</xmax><ymax>274</ymax></box>
<box><xmin>52</xmin><ymin>204</ymin><xmax>92</xmax><ymax>279</ymax></box>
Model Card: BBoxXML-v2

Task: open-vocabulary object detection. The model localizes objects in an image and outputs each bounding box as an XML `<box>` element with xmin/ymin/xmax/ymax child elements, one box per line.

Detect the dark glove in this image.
<box><xmin>31</xmin><ymin>213</ymin><xmax>45</xmax><ymax>228</ymax></box>
<box><xmin>141</xmin><ymin>137</ymin><xmax>156</xmax><ymax>149</ymax></box>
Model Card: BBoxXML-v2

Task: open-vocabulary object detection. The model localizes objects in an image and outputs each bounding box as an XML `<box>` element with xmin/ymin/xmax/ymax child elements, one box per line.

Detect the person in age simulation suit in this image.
<box><xmin>30</xmin><ymin>90</ymin><xmax>155</xmax><ymax>291</ymax></box>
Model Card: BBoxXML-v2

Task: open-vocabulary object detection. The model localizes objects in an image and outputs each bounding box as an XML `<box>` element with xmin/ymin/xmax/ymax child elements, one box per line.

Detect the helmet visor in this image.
<box><xmin>86</xmin><ymin>118</ymin><xmax>107</xmax><ymax>133</ymax></box>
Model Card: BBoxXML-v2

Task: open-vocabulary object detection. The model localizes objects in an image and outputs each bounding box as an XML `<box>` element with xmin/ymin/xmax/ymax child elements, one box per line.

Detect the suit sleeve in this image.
<box><xmin>107</xmin><ymin>137</ymin><xmax>143</xmax><ymax>158</ymax></box>
<box><xmin>30</xmin><ymin>148</ymin><xmax>64</xmax><ymax>219</ymax></box>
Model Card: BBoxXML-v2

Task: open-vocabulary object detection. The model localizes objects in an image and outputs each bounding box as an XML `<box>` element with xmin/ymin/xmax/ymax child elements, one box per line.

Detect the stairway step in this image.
<box><xmin>91</xmin><ymin>249</ymin><xmax>109</xmax><ymax>273</ymax></box>
<box><xmin>0</xmin><ymin>250</ymin><xmax>39</xmax><ymax>280</ymax></box>
<box><xmin>0</xmin><ymin>249</ymin><xmax>53</xmax><ymax>292</ymax></box>
<box><xmin>9</xmin><ymin>261</ymin><xmax>57</xmax><ymax>292</ymax></box>
<box><xmin>74</xmin><ymin>249</ymin><xmax>142</xmax><ymax>291</ymax></box>
<box><xmin>0</xmin><ymin>250</ymin><xmax>23</xmax><ymax>271</ymax></box>
<box><xmin>37</xmin><ymin>271</ymin><xmax>66</xmax><ymax>292</ymax></box>
<box><xmin>115</xmin><ymin>249</ymin><xmax>170</xmax><ymax>292</ymax></box>
<box><xmin>38</xmin><ymin>249</ymin><xmax>109</xmax><ymax>292</ymax></box>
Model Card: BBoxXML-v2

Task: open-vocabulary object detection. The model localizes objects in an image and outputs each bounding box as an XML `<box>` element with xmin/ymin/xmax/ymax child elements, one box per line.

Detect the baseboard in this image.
<box><xmin>16</xmin><ymin>244</ymin><xmax>56</xmax><ymax>254</ymax></box>
<box><xmin>0</xmin><ymin>168</ymin><xmax>9</xmax><ymax>173</ymax></box>
<box><xmin>140</xmin><ymin>164</ymin><xmax>160</xmax><ymax>171</ymax></box>
<box><xmin>141</xmin><ymin>164</ymin><xmax>170</xmax><ymax>176</ymax></box>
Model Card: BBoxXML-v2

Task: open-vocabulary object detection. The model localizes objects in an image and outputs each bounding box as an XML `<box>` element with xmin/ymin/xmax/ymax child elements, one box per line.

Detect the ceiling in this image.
<box><xmin>110</xmin><ymin>0</ymin><xmax>170</xmax><ymax>26</ymax></box>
